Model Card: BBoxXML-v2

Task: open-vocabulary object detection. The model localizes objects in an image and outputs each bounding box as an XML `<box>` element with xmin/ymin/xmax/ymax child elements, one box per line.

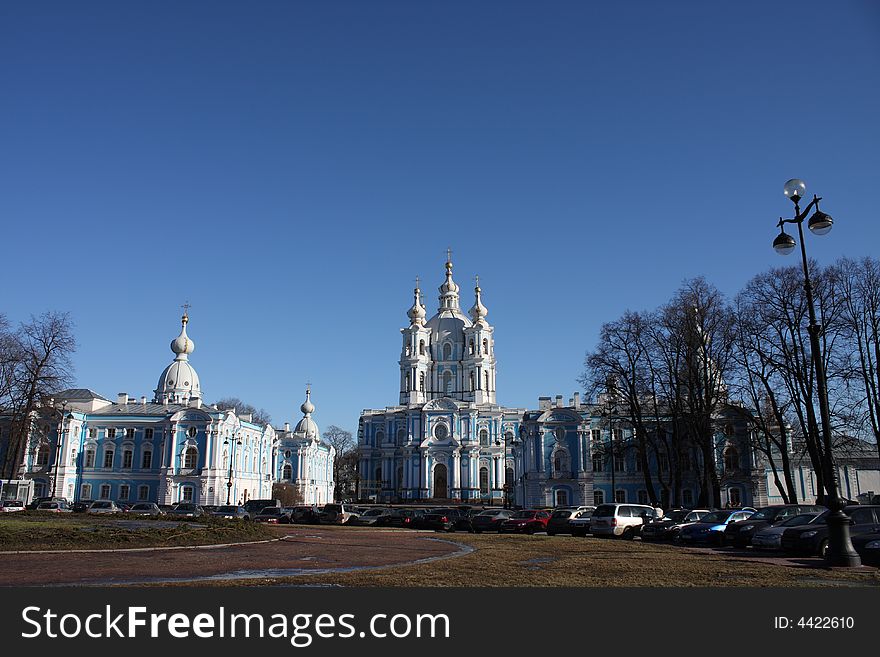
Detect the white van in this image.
<box><xmin>589</xmin><ymin>503</ymin><xmax>658</xmax><ymax>539</ymax></box>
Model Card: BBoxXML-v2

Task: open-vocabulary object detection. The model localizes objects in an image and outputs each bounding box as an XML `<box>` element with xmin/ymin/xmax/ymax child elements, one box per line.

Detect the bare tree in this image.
<box><xmin>322</xmin><ymin>424</ymin><xmax>355</xmax><ymax>501</ymax></box>
<box><xmin>213</xmin><ymin>397</ymin><xmax>272</xmax><ymax>426</ymax></box>
<box><xmin>837</xmin><ymin>256</ymin><xmax>880</xmax><ymax>459</ymax></box>
<box><xmin>1</xmin><ymin>312</ymin><xmax>76</xmax><ymax>481</ymax></box>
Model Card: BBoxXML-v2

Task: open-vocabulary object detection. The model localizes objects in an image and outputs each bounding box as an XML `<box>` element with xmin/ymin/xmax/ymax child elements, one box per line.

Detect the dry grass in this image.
<box><xmin>225</xmin><ymin>532</ymin><xmax>880</xmax><ymax>588</ymax></box>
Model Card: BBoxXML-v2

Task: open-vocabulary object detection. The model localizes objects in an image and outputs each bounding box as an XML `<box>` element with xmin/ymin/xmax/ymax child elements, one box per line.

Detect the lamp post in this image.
<box><xmin>224</xmin><ymin>430</ymin><xmax>242</xmax><ymax>505</ymax></box>
<box><xmin>772</xmin><ymin>178</ymin><xmax>860</xmax><ymax>567</ymax></box>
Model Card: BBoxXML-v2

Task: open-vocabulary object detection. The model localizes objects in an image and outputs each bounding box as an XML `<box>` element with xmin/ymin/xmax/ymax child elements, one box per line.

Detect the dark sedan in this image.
<box><xmin>167</xmin><ymin>503</ymin><xmax>205</xmax><ymax>518</ymax></box>
<box><xmin>471</xmin><ymin>509</ymin><xmax>515</xmax><ymax>533</ymax></box>
<box><xmin>546</xmin><ymin>508</ymin><xmax>593</xmax><ymax>536</ymax></box>
<box><xmin>724</xmin><ymin>504</ymin><xmax>825</xmax><ymax>548</ymax></box>
<box><xmin>678</xmin><ymin>509</ymin><xmax>754</xmax><ymax>545</ymax></box>
<box><xmin>253</xmin><ymin>507</ymin><xmax>291</xmax><ymax>524</ymax></box>
<box><xmin>781</xmin><ymin>505</ymin><xmax>880</xmax><ymax>558</ymax></box>
<box><xmin>422</xmin><ymin>508</ymin><xmax>468</xmax><ymax>532</ymax></box>
<box><xmin>375</xmin><ymin>508</ymin><xmax>426</xmax><ymax>529</ymax></box>
<box><xmin>851</xmin><ymin>531</ymin><xmax>880</xmax><ymax>566</ymax></box>
<box><xmin>289</xmin><ymin>506</ymin><xmax>322</xmax><ymax>524</ymax></box>
<box><xmin>211</xmin><ymin>505</ymin><xmax>250</xmax><ymax>520</ymax></box>
<box><xmin>641</xmin><ymin>509</ymin><xmax>710</xmax><ymax>542</ymax></box>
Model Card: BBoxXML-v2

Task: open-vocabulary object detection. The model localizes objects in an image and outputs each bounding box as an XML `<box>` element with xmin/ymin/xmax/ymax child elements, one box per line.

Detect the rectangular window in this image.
<box><xmin>144</xmin><ymin>428</ymin><xmax>154</xmax><ymax>440</ymax></box>
<box><xmin>141</xmin><ymin>451</ymin><xmax>152</xmax><ymax>469</ymax></box>
<box><xmin>106</xmin><ymin>428</ymin><xmax>116</xmax><ymax>439</ymax></box>
<box><xmin>88</xmin><ymin>428</ymin><xmax>96</xmax><ymax>439</ymax></box>
<box><xmin>615</xmin><ymin>490</ymin><xmax>626</xmax><ymax>503</ymax></box>
<box><xmin>592</xmin><ymin>453</ymin><xmax>603</xmax><ymax>472</ymax></box>
<box><xmin>81</xmin><ymin>483</ymin><xmax>92</xmax><ymax>500</ymax></box>
<box><xmin>125</xmin><ymin>428</ymin><xmax>135</xmax><ymax>439</ymax></box>
<box><xmin>138</xmin><ymin>485</ymin><xmax>149</xmax><ymax>501</ymax></box>
<box><xmin>122</xmin><ymin>450</ymin><xmax>133</xmax><ymax>469</ymax></box>
<box><xmin>591</xmin><ymin>429</ymin><xmax>601</xmax><ymax>444</ymax></box>
<box><xmin>637</xmin><ymin>490</ymin><xmax>649</xmax><ymax>505</ymax></box>
<box><xmin>103</xmin><ymin>450</ymin><xmax>114</xmax><ymax>468</ymax></box>
<box><xmin>614</xmin><ymin>455</ymin><xmax>625</xmax><ymax>472</ymax></box>
<box><xmin>119</xmin><ymin>485</ymin><xmax>130</xmax><ymax>501</ymax></box>
<box><xmin>182</xmin><ymin>487</ymin><xmax>194</xmax><ymax>502</ymax></box>
<box><xmin>100</xmin><ymin>484</ymin><xmax>111</xmax><ymax>499</ymax></box>
<box><xmin>85</xmin><ymin>450</ymin><xmax>95</xmax><ymax>468</ymax></box>
<box><xmin>658</xmin><ymin>453</ymin><xmax>669</xmax><ymax>472</ymax></box>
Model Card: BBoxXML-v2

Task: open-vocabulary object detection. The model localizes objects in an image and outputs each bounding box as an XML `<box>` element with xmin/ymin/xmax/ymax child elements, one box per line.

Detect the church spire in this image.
<box><xmin>469</xmin><ymin>275</ymin><xmax>488</xmax><ymax>325</ymax></box>
<box><xmin>170</xmin><ymin>306</ymin><xmax>195</xmax><ymax>361</ymax></box>
<box><xmin>407</xmin><ymin>276</ymin><xmax>427</xmax><ymax>326</ymax></box>
<box><xmin>438</xmin><ymin>248</ymin><xmax>461</xmax><ymax>311</ymax></box>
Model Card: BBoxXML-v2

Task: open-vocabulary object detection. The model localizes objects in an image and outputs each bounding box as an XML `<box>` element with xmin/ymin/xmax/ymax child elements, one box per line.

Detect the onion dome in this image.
<box><xmin>438</xmin><ymin>250</ymin><xmax>461</xmax><ymax>310</ymax></box>
<box><xmin>155</xmin><ymin>311</ymin><xmax>201</xmax><ymax>404</ymax></box>
<box><xmin>407</xmin><ymin>278</ymin><xmax>427</xmax><ymax>326</ymax></box>
<box><xmin>294</xmin><ymin>386</ymin><xmax>319</xmax><ymax>440</ymax></box>
<box><xmin>469</xmin><ymin>276</ymin><xmax>489</xmax><ymax>325</ymax></box>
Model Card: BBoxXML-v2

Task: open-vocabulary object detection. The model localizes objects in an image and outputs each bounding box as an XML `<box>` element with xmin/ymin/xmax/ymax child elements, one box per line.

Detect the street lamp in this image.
<box><xmin>772</xmin><ymin>178</ymin><xmax>860</xmax><ymax>567</ymax></box>
<box><xmin>224</xmin><ymin>431</ymin><xmax>242</xmax><ymax>505</ymax></box>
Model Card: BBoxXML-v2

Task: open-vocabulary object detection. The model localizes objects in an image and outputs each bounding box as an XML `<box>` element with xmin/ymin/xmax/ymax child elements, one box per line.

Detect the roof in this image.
<box><xmin>88</xmin><ymin>402</ymin><xmax>189</xmax><ymax>417</ymax></box>
<box><xmin>55</xmin><ymin>388</ymin><xmax>111</xmax><ymax>402</ymax></box>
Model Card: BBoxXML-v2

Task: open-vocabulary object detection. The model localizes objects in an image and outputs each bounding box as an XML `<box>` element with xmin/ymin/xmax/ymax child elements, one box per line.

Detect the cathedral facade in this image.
<box><xmin>0</xmin><ymin>312</ymin><xmax>334</xmax><ymax>507</ymax></box>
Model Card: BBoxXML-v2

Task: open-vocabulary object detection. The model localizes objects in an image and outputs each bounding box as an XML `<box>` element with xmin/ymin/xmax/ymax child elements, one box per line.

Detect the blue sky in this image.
<box><xmin>2</xmin><ymin>1</ymin><xmax>878</xmax><ymax>433</ymax></box>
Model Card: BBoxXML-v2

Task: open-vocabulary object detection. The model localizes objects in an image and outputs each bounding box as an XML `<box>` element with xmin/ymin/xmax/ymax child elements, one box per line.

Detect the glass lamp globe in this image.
<box><xmin>808</xmin><ymin>210</ymin><xmax>833</xmax><ymax>235</ymax></box>
<box><xmin>783</xmin><ymin>179</ymin><xmax>806</xmax><ymax>201</ymax></box>
<box><xmin>773</xmin><ymin>231</ymin><xmax>796</xmax><ymax>255</ymax></box>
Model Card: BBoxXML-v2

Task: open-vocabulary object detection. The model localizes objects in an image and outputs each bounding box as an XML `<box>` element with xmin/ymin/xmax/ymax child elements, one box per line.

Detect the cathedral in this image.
<box><xmin>0</xmin><ymin>312</ymin><xmax>335</xmax><ymax>507</ymax></box>
<box><xmin>357</xmin><ymin>256</ymin><xmax>795</xmax><ymax>509</ymax></box>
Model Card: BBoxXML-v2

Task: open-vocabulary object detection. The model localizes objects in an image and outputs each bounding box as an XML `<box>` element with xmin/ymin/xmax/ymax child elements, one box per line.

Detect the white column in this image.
<box><xmin>452</xmin><ymin>452</ymin><xmax>460</xmax><ymax>497</ymax></box>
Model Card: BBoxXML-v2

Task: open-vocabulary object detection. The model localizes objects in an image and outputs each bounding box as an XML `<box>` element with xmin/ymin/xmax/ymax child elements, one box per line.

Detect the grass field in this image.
<box><xmin>0</xmin><ymin>513</ymin><xmax>275</xmax><ymax>551</ymax></box>
<box><xmin>223</xmin><ymin>529</ymin><xmax>880</xmax><ymax>588</ymax></box>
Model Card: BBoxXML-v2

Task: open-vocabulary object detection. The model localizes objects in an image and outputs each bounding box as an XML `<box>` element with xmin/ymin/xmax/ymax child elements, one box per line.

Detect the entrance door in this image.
<box><xmin>433</xmin><ymin>464</ymin><xmax>448</xmax><ymax>499</ymax></box>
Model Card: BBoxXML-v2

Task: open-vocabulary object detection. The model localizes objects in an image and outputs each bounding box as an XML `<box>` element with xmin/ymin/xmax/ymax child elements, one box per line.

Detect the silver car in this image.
<box><xmin>128</xmin><ymin>502</ymin><xmax>163</xmax><ymax>517</ymax></box>
<box><xmin>87</xmin><ymin>500</ymin><xmax>120</xmax><ymax>514</ymax></box>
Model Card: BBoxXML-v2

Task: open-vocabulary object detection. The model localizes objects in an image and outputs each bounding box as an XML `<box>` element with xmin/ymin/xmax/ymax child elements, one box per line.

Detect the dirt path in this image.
<box><xmin>0</xmin><ymin>527</ymin><xmax>469</xmax><ymax>586</ymax></box>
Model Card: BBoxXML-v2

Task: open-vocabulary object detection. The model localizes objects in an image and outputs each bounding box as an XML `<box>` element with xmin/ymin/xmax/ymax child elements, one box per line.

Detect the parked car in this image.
<box><xmin>724</xmin><ymin>504</ymin><xmax>826</xmax><ymax>547</ymax></box>
<box><xmin>350</xmin><ymin>508</ymin><xmax>391</xmax><ymax>526</ymax></box>
<box><xmin>781</xmin><ymin>505</ymin><xmax>880</xmax><ymax>558</ymax></box>
<box><xmin>243</xmin><ymin>499</ymin><xmax>281</xmax><ymax>519</ymax></box>
<box><xmin>590</xmin><ymin>503</ymin><xmax>658</xmax><ymax>539</ymax></box>
<box><xmin>0</xmin><ymin>500</ymin><xmax>25</xmax><ymax>513</ymax></box>
<box><xmin>253</xmin><ymin>507</ymin><xmax>291</xmax><ymax>524</ymax></box>
<box><xmin>319</xmin><ymin>503</ymin><xmax>358</xmax><ymax>525</ymax></box>
<box><xmin>36</xmin><ymin>501</ymin><xmax>72</xmax><ymax>513</ymax></box>
<box><xmin>27</xmin><ymin>496</ymin><xmax>68</xmax><ymax>510</ymax></box>
<box><xmin>850</xmin><ymin>531</ymin><xmax>880</xmax><ymax>566</ymax></box>
<box><xmin>471</xmin><ymin>509</ymin><xmax>515</xmax><ymax>533</ymax></box>
<box><xmin>677</xmin><ymin>509</ymin><xmax>755</xmax><ymax>545</ymax></box>
<box><xmin>374</xmin><ymin>508</ymin><xmax>425</xmax><ymax>529</ymax></box>
<box><xmin>289</xmin><ymin>505</ymin><xmax>322</xmax><ymax>524</ymax></box>
<box><xmin>569</xmin><ymin>509</ymin><xmax>598</xmax><ymax>537</ymax></box>
<box><xmin>500</xmin><ymin>509</ymin><xmax>552</xmax><ymax>534</ymax></box>
<box><xmin>167</xmin><ymin>503</ymin><xmax>206</xmax><ymax>518</ymax></box>
<box><xmin>547</xmin><ymin>507</ymin><xmax>595</xmax><ymax>535</ymax></box>
<box><xmin>211</xmin><ymin>505</ymin><xmax>250</xmax><ymax>520</ymax></box>
<box><xmin>71</xmin><ymin>501</ymin><xmax>91</xmax><ymax>513</ymax></box>
<box><xmin>128</xmin><ymin>502</ymin><xmax>164</xmax><ymax>517</ymax></box>
<box><xmin>751</xmin><ymin>511</ymin><xmax>827</xmax><ymax>551</ymax></box>
<box><xmin>86</xmin><ymin>500</ymin><xmax>120</xmax><ymax>514</ymax></box>
<box><xmin>422</xmin><ymin>508</ymin><xmax>469</xmax><ymax>532</ymax></box>
<box><xmin>641</xmin><ymin>509</ymin><xmax>711</xmax><ymax>541</ymax></box>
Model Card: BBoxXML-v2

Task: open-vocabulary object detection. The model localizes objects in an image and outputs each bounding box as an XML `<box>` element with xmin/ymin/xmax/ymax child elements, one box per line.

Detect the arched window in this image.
<box><xmin>70</xmin><ymin>449</ymin><xmax>77</xmax><ymax>466</ymax></box>
<box><xmin>396</xmin><ymin>466</ymin><xmax>403</xmax><ymax>492</ymax></box>
<box><xmin>468</xmin><ymin>340</ymin><xmax>475</xmax><ymax>355</ymax></box>
<box><xmin>184</xmin><ymin>447</ymin><xmax>198</xmax><ymax>469</ymax></box>
<box><xmin>443</xmin><ymin>370</ymin><xmax>453</xmax><ymax>393</ymax></box>
<box><xmin>405</xmin><ymin>373</ymin><xmax>410</xmax><ymax>391</ymax></box>
<box><xmin>419</xmin><ymin>340</ymin><xmax>425</xmax><ymax>355</ymax></box>
<box><xmin>553</xmin><ymin>449</ymin><xmax>570</xmax><ymax>476</ymax></box>
<box><xmin>479</xmin><ymin>429</ymin><xmax>489</xmax><ymax>445</ymax></box>
<box><xmin>85</xmin><ymin>448</ymin><xmax>96</xmax><ymax>468</ymax></box>
<box><xmin>469</xmin><ymin>372</ymin><xmax>475</xmax><ymax>392</ymax></box>
<box><xmin>187</xmin><ymin>427</ymin><xmax>197</xmax><ymax>438</ymax></box>
<box><xmin>122</xmin><ymin>449</ymin><xmax>133</xmax><ymax>469</ymax></box>
<box><xmin>405</xmin><ymin>343</ymin><xmax>411</xmax><ymax>356</ymax></box>
<box><xmin>375</xmin><ymin>467</ymin><xmax>382</xmax><ymax>488</ymax></box>
<box><xmin>724</xmin><ymin>447</ymin><xmax>739</xmax><ymax>471</ymax></box>
<box><xmin>397</xmin><ymin>428</ymin><xmax>406</xmax><ymax>444</ymax></box>
<box><xmin>35</xmin><ymin>444</ymin><xmax>50</xmax><ymax>466</ymax></box>
<box><xmin>594</xmin><ymin>489</ymin><xmax>604</xmax><ymax>505</ymax></box>
<box><xmin>505</xmin><ymin>466</ymin><xmax>514</xmax><ymax>484</ymax></box>
<box><xmin>419</xmin><ymin>372</ymin><xmax>425</xmax><ymax>392</ymax></box>
<box><xmin>375</xmin><ymin>430</ymin><xmax>385</xmax><ymax>445</ymax></box>
<box><xmin>483</xmin><ymin>338</ymin><xmax>489</xmax><ymax>354</ymax></box>
<box><xmin>222</xmin><ymin>451</ymin><xmax>228</xmax><ymax>470</ymax></box>
<box><xmin>442</xmin><ymin>343</ymin><xmax>452</xmax><ymax>360</ymax></box>
<box><xmin>282</xmin><ymin>463</ymin><xmax>292</xmax><ymax>480</ymax></box>
<box><xmin>479</xmin><ymin>466</ymin><xmax>489</xmax><ymax>495</ymax></box>
<box><xmin>484</xmin><ymin>371</ymin><xmax>490</xmax><ymax>391</ymax></box>
<box><xmin>103</xmin><ymin>449</ymin><xmax>114</xmax><ymax>469</ymax></box>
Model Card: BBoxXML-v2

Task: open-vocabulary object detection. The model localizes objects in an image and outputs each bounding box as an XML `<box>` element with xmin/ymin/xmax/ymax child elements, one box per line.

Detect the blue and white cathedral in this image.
<box><xmin>0</xmin><ymin>311</ymin><xmax>334</xmax><ymax>507</ymax></box>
